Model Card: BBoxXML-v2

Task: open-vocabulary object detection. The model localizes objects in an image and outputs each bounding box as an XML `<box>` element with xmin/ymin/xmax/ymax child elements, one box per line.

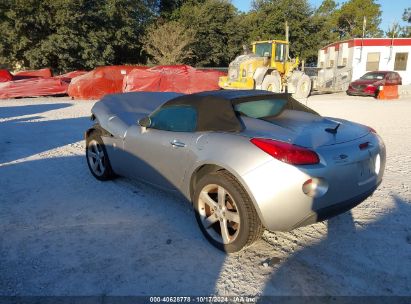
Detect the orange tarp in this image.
<box><xmin>68</xmin><ymin>66</ymin><xmax>147</xmax><ymax>100</ymax></box>
<box><xmin>57</xmin><ymin>70</ymin><xmax>88</xmax><ymax>80</ymax></box>
<box><xmin>123</xmin><ymin>65</ymin><xmax>226</xmax><ymax>94</ymax></box>
<box><xmin>0</xmin><ymin>77</ymin><xmax>69</xmax><ymax>99</ymax></box>
<box><xmin>14</xmin><ymin>68</ymin><xmax>53</xmax><ymax>79</ymax></box>
<box><xmin>0</xmin><ymin>70</ymin><xmax>13</xmax><ymax>82</ymax></box>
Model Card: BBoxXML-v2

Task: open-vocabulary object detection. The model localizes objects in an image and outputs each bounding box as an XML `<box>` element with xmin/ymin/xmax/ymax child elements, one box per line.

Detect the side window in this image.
<box><xmin>150</xmin><ymin>105</ymin><xmax>197</xmax><ymax>132</ymax></box>
<box><xmin>275</xmin><ymin>43</ymin><xmax>285</xmax><ymax>62</ymax></box>
<box><xmin>366</xmin><ymin>52</ymin><xmax>380</xmax><ymax>71</ymax></box>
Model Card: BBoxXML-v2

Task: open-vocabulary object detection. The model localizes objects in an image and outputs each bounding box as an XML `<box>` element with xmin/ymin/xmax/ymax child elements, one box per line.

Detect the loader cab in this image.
<box><xmin>252</xmin><ymin>40</ymin><xmax>287</xmax><ymax>74</ymax></box>
<box><xmin>218</xmin><ymin>38</ymin><xmax>311</xmax><ymax>98</ymax></box>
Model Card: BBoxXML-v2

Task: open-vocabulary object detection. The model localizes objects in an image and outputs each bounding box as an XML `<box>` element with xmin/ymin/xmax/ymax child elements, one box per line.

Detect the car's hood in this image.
<box><xmin>241</xmin><ymin>110</ymin><xmax>370</xmax><ymax>148</ymax></box>
<box><xmin>351</xmin><ymin>79</ymin><xmax>382</xmax><ymax>86</ymax></box>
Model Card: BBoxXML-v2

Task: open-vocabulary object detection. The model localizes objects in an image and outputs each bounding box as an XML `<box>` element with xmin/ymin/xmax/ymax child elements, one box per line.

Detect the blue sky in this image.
<box><xmin>231</xmin><ymin>0</ymin><xmax>409</xmax><ymax>33</ymax></box>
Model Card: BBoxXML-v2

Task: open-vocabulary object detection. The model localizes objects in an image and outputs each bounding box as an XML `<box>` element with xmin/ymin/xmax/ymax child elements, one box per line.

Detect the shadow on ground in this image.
<box><xmin>1</xmin><ymin>150</ymin><xmax>410</xmax><ymax>296</ymax></box>
<box><xmin>0</xmin><ymin>103</ymin><xmax>88</xmax><ymax>163</ymax></box>
<box><xmin>0</xmin><ymin>154</ymin><xmax>227</xmax><ymax>295</ymax></box>
<box><xmin>260</xmin><ymin>195</ymin><xmax>411</xmax><ymax>296</ymax></box>
<box><xmin>0</xmin><ymin>103</ymin><xmax>71</xmax><ymax>119</ymax></box>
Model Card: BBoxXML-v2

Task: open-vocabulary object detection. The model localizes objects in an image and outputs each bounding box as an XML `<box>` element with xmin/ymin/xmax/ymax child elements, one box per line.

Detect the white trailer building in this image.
<box><xmin>313</xmin><ymin>38</ymin><xmax>411</xmax><ymax>91</ymax></box>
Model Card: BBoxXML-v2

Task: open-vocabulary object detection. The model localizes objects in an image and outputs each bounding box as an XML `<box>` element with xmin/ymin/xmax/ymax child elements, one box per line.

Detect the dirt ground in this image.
<box><xmin>0</xmin><ymin>92</ymin><xmax>410</xmax><ymax>296</ymax></box>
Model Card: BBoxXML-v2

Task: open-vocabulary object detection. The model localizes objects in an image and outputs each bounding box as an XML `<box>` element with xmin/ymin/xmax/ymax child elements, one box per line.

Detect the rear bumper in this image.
<box><xmin>292</xmin><ymin>181</ymin><xmax>380</xmax><ymax>229</ymax></box>
<box><xmin>241</xmin><ymin>133</ymin><xmax>386</xmax><ymax>232</ymax></box>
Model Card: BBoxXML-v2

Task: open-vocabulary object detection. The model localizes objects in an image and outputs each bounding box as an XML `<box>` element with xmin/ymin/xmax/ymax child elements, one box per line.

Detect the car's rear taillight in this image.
<box><xmin>250</xmin><ymin>138</ymin><xmax>320</xmax><ymax>165</ymax></box>
<box><xmin>359</xmin><ymin>142</ymin><xmax>370</xmax><ymax>150</ymax></box>
<box><xmin>368</xmin><ymin>126</ymin><xmax>377</xmax><ymax>134</ymax></box>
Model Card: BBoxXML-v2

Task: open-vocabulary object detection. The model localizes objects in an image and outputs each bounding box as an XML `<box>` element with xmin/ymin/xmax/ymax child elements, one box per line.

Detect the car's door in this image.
<box><xmin>122</xmin><ymin>105</ymin><xmax>197</xmax><ymax>190</ymax></box>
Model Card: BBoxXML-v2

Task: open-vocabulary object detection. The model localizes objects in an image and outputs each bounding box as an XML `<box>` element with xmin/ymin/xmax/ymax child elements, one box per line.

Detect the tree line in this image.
<box><xmin>0</xmin><ymin>0</ymin><xmax>410</xmax><ymax>72</ymax></box>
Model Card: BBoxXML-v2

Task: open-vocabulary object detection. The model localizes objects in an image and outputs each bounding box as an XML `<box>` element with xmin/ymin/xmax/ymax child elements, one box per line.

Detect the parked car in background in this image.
<box><xmin>347</xmin><ymin>71</ymin><xmax>402</xmax><ymax>97</ymax></box>
<box><xmin>85</xmin><ymin>90</ymin><xmax>386</xmax><ymax>253</ymax></box>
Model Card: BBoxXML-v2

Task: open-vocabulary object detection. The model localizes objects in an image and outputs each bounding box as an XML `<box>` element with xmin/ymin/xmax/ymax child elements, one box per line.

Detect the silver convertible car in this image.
<box><xmin>85</xmin><ymin>90</ymin><xmax>386</xmax><ymax>253</ymax></box>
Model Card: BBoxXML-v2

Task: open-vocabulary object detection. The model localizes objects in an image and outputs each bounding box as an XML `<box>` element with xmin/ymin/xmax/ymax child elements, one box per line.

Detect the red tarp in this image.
<box><xmin>68</xmin><ymin>66</ymin><xmax>146</xmax><ymax>100</ymax></box>
<box><xmin>57</xmin><ymin>70</ymin><xmax>88</xmax><ymax>80</ymax></box>
<box><xmin>0</xmin><ymin>77</ymin><xmax>69</xmax><ymax>99</ymax></box>
<box><xmin>0</xmin><ymin>69</ymin><xmax>13</xmax><ymax>82</ymax></box>
<box><xmin>13</xmin><ymin>68</ymin><xmax>53</xmax><ymax>79</ymax></box>
<box><xmin>123</xmin><ymin>65</ymin><xmax>226</xmax><ymax>94</ymax></box>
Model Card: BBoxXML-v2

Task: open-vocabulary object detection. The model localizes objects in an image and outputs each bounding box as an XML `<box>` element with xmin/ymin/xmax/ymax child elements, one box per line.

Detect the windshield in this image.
<box><xmin>254</xmin><ymin>43</ymin><xmax>272</xmax><ymax>57</ymax></box>
<box><xmin>234</xmin><ymin>98</ymin><xmax>287</xmax><ymax>119</ymax></box>
<box><xmin>360</xmin><ymin>72</ymin><xmax>386</xmax><ymax>80</ymax></box>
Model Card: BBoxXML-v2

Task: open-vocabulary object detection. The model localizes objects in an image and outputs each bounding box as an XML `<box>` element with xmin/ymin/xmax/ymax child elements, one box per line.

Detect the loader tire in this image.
<box><xmin>293</xmin><ymin>74</ymin><xmax>312</xmax><ymax>99</ymax></box>
<box><xmin>261</xmin><ymin>73</ymin><xmax>281</xmax><ymax>93</ymax></box>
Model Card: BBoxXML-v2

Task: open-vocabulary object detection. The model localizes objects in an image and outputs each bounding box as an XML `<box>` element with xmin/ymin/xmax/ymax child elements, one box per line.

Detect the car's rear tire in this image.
<box><xmin>193</xmin><ymin>170</ymin><xmax>264</xmax><ymax>253</ymax></box>
<box><xmin>86</xmin><ymin>132</ymin><xmax>115</xmax><ymax>181</ymax></box>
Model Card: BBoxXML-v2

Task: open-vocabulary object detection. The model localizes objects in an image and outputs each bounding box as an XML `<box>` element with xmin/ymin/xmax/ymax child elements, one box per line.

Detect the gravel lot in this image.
<box><xmin>0</xmin><ymin>92</ymin><xmax>410</xmax><ymax>296</ymax></box>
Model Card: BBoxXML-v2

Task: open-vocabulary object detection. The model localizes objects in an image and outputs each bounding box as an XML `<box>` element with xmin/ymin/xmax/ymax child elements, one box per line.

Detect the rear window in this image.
<box><xmin>233</xmin><ymin>95</ymin><xmax>318</xmax><ymax>119</ymax></box>
<box><xmin>234</xmin><ymin>99</ymin><xmax>287</xmax><ymax>119</ymax></box>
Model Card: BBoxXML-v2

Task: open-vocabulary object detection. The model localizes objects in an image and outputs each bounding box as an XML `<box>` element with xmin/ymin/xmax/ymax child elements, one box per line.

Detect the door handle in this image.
<box><xmin>170</xmin><ymin>140</ymin><xmax>186</xmax><ymax>148</ymax></box>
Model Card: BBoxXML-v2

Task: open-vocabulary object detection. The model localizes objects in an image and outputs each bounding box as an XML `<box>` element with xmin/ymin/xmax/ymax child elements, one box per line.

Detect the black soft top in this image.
<box><xmin>162</xmin><ymin>90</ymin><xmax>317</xmax><ymax>132</ymax></box>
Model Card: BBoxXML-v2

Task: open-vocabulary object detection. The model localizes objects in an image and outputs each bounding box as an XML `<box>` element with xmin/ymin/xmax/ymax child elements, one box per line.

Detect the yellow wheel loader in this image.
<box><xmin>218</xmin><ymin>40</ymin><xmax>311</xmax><ymax>98</ymax></box>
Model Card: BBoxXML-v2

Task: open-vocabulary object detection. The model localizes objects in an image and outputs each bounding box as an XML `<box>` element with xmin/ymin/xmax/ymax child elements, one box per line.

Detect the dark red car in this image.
<box><xmin>347</xmin><ymin>71</ymin><xmax>402</xmax><ymax>96</ymax></box>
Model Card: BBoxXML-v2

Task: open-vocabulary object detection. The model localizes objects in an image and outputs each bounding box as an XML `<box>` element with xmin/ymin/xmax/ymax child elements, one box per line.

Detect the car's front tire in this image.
<box><xmin>193</xmin><ymin>171</ymin><xmax>264</xmax><ymax>253</ymax></box>
<box><xmin>86</xmin><ymin>132</ymin><xmax>115</xmax><ymax>181</ymax></box>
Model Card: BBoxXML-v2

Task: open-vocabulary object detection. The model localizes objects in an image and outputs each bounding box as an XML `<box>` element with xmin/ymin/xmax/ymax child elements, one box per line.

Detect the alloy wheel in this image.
<box><xmin>87</xmin><ymin>140</ymin><xmax>106</xmax><ymax>176</ymax></box>
<box><xmin>197</xmin><ymin>184</ymin><xmax>241</xmax><ymax>244</ymax></box>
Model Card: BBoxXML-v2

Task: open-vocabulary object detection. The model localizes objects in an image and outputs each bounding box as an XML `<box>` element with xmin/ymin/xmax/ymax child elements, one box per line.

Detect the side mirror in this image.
<box><xmin>138</xmin><ymin>116</ymin><xmax>151</xmax><ymax>128</ymax></box>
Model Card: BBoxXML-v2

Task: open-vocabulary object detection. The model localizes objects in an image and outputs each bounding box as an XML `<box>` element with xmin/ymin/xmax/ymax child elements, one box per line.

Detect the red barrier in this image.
<box><xmin>0</xmin><ymin>77</ymin><xmax>69</xmax><ymax>99</ymax></box>
<box><xmin>123</xmin><ymin>65</ymin><xmax>226</xmax><ymax>94</ymax></box>
<box><xmin>68</xmin><ymin>66</ymin><xmax>146</xmax><ymax>100</ymax></box>
<box><xmin>0</xmin><ymin>69</ymin><xmax>13</xmax><ymax>82</ymax></box>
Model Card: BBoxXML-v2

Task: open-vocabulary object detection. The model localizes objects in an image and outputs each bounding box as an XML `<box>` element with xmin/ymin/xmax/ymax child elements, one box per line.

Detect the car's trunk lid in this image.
<box><xmin>240</xmin><ymin>110</ymin><xmax>370</xmax><ymax>148</ymax></box>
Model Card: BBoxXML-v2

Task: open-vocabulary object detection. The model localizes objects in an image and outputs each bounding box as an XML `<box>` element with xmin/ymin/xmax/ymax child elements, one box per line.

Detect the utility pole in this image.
<box><xmin>362</xmin><ymin>16</ymin><xmax>367</xmax><ymax>39</ymax></box>
<box><xmin>359</xmin><ymin>16</ymin><xmax>366</xmax><ymax>63</ymax></box>
<box><xmin>284</xmin><ymin>21</ymin><xmax>290</xmax><ymax>93</ymax></box>
<box><xmin>285</xmin><ymin>21</ymin><xmax>289</xmax><ymax>61</ymax></box>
